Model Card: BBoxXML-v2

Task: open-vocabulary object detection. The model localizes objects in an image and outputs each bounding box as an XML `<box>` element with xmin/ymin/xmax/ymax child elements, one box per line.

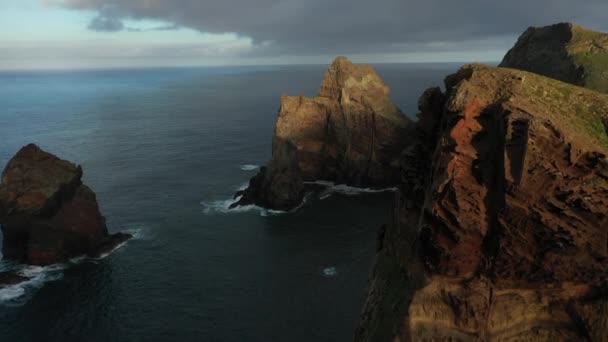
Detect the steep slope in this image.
<box><xmin>0</xmin><ymin>144</ymin><xmax>131</xmax><ymax>266</ymax></box>
<box><xmin>356</xmin><ymin>64</ymin><xmax>608</xmax><ymax>341</ymax></box>
<box><xmin>232</xmin><ymin>56</ymin><xmax>412</xmax><ymax>210</ymax></box>
<box><xmin>501</xmin><ymin>23</ymin><xmax>608</xmax><ymax>93</ymax></box>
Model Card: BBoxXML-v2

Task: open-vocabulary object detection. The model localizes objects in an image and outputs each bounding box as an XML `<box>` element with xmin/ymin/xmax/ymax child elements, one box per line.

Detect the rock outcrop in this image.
<box><xmin>0</xmin><ymin>144</ymin><xmax>131</xmax><ymax>266</ymax></box>
<box><xmin>356</xmin><ymin>64</ymin><xmax>608</xmax><ymax>341</ymax></box>
<box><xmin>501</xmin><ymin>23</ymin><xmax>608</xmax><ymax>93</ymax></box>
<box><xmin>232</xmin><ymin>56</ymin><xmax>412</xmax><ymax>210</ymax></box>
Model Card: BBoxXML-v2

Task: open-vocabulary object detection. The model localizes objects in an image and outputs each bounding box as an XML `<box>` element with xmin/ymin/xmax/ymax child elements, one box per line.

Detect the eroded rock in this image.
<box><xmin>232</xmin><ymin>56</ymin><xmax>412</xmax><ymax>210</ymax></box>
<box><xmin>356</xmin><ymin>64</ymin><xmax>608</xmax><ymax>341</ymax></box>
<box><xmin>0</xmin><ymin>144</ymin><xmax>131</xmax><ymax>265</ymax></box>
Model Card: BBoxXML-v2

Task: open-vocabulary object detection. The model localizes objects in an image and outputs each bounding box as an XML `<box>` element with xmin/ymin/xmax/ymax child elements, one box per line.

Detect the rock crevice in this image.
<box><xmin>232</xmin><ymin>56</ymin><xmax>412</xmax><ymax>210</ymax></box>
<box><xmin>356</xmin><ymin>64</ymin><xmax>608</xmax><ymax>341</ymax></box>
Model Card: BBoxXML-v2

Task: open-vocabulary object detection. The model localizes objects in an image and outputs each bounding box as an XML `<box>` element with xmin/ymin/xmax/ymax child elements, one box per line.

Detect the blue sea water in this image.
<box><xmin>0</xmin><ymin>63</ymin><xmax>459</xmax><ymax>341</ymax></box>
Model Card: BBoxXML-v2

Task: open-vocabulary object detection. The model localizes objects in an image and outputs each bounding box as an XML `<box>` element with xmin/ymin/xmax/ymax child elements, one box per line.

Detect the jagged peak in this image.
<box><xmin>318</xmin><ymin>56</ymin><xmax>408</xmax><ymax>122</ymax></box>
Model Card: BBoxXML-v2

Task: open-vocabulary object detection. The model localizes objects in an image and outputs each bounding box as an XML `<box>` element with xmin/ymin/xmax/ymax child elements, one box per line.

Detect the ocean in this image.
<box><xmin>0</xmin><ymin>63</ymin><xmax>459</xmax><ymax>341</ymax></box>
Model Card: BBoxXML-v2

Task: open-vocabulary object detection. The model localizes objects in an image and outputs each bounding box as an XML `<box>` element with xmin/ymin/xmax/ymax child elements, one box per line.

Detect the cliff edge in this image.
<box><xmin>501</xmin><ymin>23</ymin><xmax>608</xmax><ymax>93</ymax></box>
<box><xmin>356</xmin><ymin>64</ymin><xmax>608</xmax><ymax>341</ymax></box>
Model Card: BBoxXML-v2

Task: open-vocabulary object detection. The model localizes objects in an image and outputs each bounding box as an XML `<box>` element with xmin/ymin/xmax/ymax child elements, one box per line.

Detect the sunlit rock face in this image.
<box><xmin>0</xmin><ymin>144</ymin><xmax>131</xmax><ymax>266</ymax></box>
<box><xmin>356</xmin><ymin>64</ymin><xmax>608</xmax><ymax>341</ymax></box>
<box><xmin>232</xmin><ymin>56</ymin><xmax>412</xmax><ymax>211</ymax></box>
<box><xmin>501</xmin><ymin>22</ymin><xmax>608</xmax><ymax>93</ymax></box>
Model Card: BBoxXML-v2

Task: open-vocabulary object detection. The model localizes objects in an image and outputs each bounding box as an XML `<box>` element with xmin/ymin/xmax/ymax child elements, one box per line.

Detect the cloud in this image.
<box><xmin>88</xmin><ymin>9</ymin><xmax>123</xmax><ymax>31</ymax></box>
<box><xmin>126</xmin><ymin>24</ymin><xmax>180</xmax><ymax>32</ymax></box>
<box><xmin>46</xmin><ymin>0</ymin><xmax>608</xmax><ymax>56</ymax></box>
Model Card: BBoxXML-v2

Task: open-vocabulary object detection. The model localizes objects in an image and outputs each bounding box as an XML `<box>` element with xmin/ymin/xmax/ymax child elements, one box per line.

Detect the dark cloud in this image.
<box><xmin>87</xmin><ymin>5</ymin><xmax>124</xmax><ymax>32</ymax></box>
<box><xmin>56</xmin><ymin>0</ymin><xmax>608</xmax><ymax>55</ymax></box>
<box><xmin>126</xmin><ymin>24</ymin><xmax>181</xmax><ymax>32</ymax></box>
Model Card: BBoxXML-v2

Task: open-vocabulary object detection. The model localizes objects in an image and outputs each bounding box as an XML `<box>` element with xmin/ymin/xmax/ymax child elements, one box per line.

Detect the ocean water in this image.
<box><xmin>0</xmin><ymin>63</ymin><xmax>459</xmax><ymax>342</ymax></box>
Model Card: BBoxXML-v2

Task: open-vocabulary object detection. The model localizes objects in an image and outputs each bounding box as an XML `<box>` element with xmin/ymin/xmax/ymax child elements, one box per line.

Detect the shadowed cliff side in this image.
<box><xmin>356</xmin><ymin>64</ymin><xmax>608</xmax><ymax>341</ymax></box>
<box><xmin>232</xmin><ymin>56</ymin><xmax>412</xmax><ymax>211</ymax></box>
<box><xmin>501</xmin><ymin>23</ymin><xmax>608</xmax><ymax>93</ymax></box>
<box><xmin>0</xmin><ymin>144</ymin><xmax>131</xmax><ymax>267</ymax></box>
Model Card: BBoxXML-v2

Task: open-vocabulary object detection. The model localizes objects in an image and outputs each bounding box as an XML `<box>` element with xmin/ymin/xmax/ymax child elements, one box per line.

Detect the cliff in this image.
<box><xmin>356</xmin><ymin>64</ymin><xmax>608</xmax><ymax>341</ymax></box>
<box><xmin>0</xmin><ymin>144</ymin><xmax>131</xmax><ymax>266</ymax></box>
<box><xmin>501</xmin><ymin>23</ymin><xmax>608</xmax><ymax>93</ymax></box>
<box><xmin>232</xmin><ymin>57</ymin><xmax>412</xmax><ymax>210</ymax></box>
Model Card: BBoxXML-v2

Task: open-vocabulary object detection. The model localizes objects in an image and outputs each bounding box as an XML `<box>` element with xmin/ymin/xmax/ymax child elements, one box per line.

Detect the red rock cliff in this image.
<box><xmin>356</xmin><ymin>64</ymin><xmax>608</xmax><ymax>341</ymax></box>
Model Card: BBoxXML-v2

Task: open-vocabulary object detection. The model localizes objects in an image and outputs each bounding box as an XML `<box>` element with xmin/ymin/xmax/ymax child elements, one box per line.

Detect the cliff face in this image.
<box><xmin>233</xmin><ymin>57</ymin><xmax>412</xmax><ymax>210</ymax></box>
<box><xmin>356</xmin><ymin>65</ymin><xmax>608</xmax><ymax>341</ymax></box>
<box><xmin>501</xmin><ymin>23</ymin><xmax>608</xmax><ymax>93</ymax></box>
<box><xmin>0</xmin><ymin>144</ymin><xmax>131</xmax><ymax>266</ymax></box>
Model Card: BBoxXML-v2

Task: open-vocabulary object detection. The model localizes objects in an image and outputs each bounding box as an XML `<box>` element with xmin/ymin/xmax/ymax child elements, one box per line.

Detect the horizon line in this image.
<box><xmin>0</xmin><ymin>60</ymin><xmax>501</xmax><ymax>73</ymax></box>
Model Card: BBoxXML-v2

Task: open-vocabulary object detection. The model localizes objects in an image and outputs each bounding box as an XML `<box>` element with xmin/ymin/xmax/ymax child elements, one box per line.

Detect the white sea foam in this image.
<box><xmin>200</xmin><ymin>198</ymin><xmax>289</xmax><ymax>216</ymax></box>
<box><xmin>0</xmin><ymin>226</ymin><xmax>141</xmax><ymax>306</ymax></box>
<box><xmin>0</xmin><ymin>263</ymin><xmax>66</xmax><ymax>305</ymax></box>
<box><xmin>240</xmin><ymin>164</ymin><xmax>260</xmax><ymax>171</ymax></box>
<box><xmin>200</xmin><ymin>191</ymin><xmax>308</xmax><ymax>216</ymax></box>
<box><xmin>306</xmin><ymin>180</ymin><xmax>397</xmax><ymax>200</ymax></box>
<box><xmin>235</xmin><ymin>182</ymin><xmax>249</xmax><ymax>191</ymax></box>
<box><xmin>322</xmin><ymin>267</ymin><xmax>338</xmax><ymax>277</ymax></box>
<box><xmin>124</xmin><ymin>227</ymin><xmax>148</xmax><ymax>240</ymax></box>
<box><xmin>0</xmin><ymin>286</ymin><xmax>25</xmax><ymax>302</ymax></box>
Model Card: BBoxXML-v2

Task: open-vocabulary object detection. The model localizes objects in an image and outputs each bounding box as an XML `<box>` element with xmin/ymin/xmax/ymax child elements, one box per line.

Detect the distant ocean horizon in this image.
<box><xmin>0</xmin><ymin>60</ymin><xmax>499</xmax><ymax>73</ymax></box>
<box><xmin>0</xmin><ymin>63</ymin><xmax>460</xmax><ymax>341</ymax></box>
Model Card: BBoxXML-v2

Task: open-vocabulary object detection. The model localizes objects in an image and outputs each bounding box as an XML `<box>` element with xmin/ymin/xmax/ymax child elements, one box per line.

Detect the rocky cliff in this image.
<box><xmin>0</xmin><ymin>144</ymin><xmax>131</xmax><ymax>266</ymax></box>
<box><xmin>232</xmin><ymin>56</ymin><xmax>412</xmax><ymax>210</ymax></box>
<box><xmin>501</xmin><ymin>23</ymin><xmax>608</xmax><ymax>93</ymax></box>
<box><xmin>356</xmin><ymin>64</ymin><xmax>608</xmax><ymax>341</ymax></box>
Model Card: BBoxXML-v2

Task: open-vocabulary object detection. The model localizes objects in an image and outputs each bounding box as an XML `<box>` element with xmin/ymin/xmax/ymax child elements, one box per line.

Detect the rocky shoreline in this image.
<box><xmin>0</xmin><ymin>144</ymin><xmax>131</xmax><ymax>286</ymax></box>
<box><xmin>231</xmin><ymin>56</ymin><xmax>412</xmax><ymax>211</ymax></box>
<box><xmin>230</xmin><ymin>22</ymin><xmax>608</xmax><ymax>340</ymax></box>
<box><xmin>354</xmin><ymin>23</ymin><xmax>608</xmax><ymax>341</ymax></box>
<box><xmin>1</xmin><ymin>19</ymin><xmax>607</xmax><ymax>341</ymax></box>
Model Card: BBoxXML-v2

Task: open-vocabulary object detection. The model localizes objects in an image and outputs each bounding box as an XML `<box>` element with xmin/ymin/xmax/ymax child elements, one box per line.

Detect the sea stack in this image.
<box><xmin>232</xmin><ymin>56</ymin><xmax>412</xmax><ymax>210</ymax></box>
<box><xmin>501</xmin><ymin>22</ymin><xmax>608</xmax><ymax>93</ymax></box>
<box><xmin>356</xmin><ymin>64</ymin><xmax>608</xmax><ymax>340</ymax></box>
<box><xmin>0</xmin><ymin>144</ymin><xmax>131</xmax><ymax>266</ymax></box>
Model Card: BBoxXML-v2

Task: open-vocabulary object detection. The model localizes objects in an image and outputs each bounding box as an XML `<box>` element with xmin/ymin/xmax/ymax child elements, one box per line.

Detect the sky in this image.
<box><xmin>1</xmin><ymin>0</ymin><xmax>608</xmax><ymax>70</ymax></box>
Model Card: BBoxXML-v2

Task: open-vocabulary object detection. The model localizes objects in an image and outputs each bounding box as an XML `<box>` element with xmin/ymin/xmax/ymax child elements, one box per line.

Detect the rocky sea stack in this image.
<box><xmin>0</xmin><ymin>144</ymin><xmax>131</xmax><ymax>266</ymax></box>
<box><xmin>232</xmin><ymin>56</ymin><xmax>412</xmax><ymax>210</ymax></box>
<box><xmin>501</xmin><ymin>23</ymin><xmax>608</xmax><ymax>93</ymax></box>
<box><xmin>355</xmin><ymin>64</ymin><xmax>608</xmax><ymax>341</ymax></box>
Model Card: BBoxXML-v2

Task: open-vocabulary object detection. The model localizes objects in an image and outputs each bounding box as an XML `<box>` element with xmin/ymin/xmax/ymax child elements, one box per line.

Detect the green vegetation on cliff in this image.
<box><xmin>501</xmin><ymin>23</ymin><xmax>608</xmax><ymax>94</ymax></box>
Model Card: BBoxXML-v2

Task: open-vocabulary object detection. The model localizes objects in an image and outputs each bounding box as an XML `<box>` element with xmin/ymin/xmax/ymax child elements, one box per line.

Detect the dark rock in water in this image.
<box><xmin>232</xmin><ymin>56</ymin><xmax>412</xmax><ymax>210</ymax></box>
<box><xmin>356</xmin><ymin>64</ymin><xmax>608</xmax><ymax>341</ymax></box>
<box><xmin>0</xmin><ymin>144</ymin><xmax>132</xmax><ymax>265</ymax></box>
<box><xmin>230</xmin><ymin>137</ymin><xmax>305</xmax><ymax>211</ymax></box>
<box><xmin>0</xmin><ymin>272</ymin><xmax>28</xmax><ymax>288</ymax></box>
<box><xmin>501</xmin><ymin>22</ymin><xmax>608</xmax><ymax>93</ymax></box>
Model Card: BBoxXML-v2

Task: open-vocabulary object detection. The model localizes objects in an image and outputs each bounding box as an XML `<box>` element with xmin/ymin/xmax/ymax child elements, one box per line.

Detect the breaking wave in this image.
<box><xmin>305</xmin><ymin>181</ymin><xmax>397</xmax><ymax>200</ymax></box>
<box><xmin>0</xmin><ymin>227</ymin><xmax>143</xmax><ymax>306</ymax></box>
<box><xmin>201</xmin><ymin>192</ymin><xmax>307</xmax><ymax>217</ymax></box>
<box><xmin>239</xmin><ymin>164</ymin><xmax>260</xmax><ymax>171</ymax></box>
<box><xmin>200</xmin><ymin>197</ymin><xmax>290</xmax><ymax>217</ymax></box>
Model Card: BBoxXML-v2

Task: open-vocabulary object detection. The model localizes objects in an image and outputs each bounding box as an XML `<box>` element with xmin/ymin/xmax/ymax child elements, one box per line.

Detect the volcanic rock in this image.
<box><xmin>0</xmin><ymin>144</ymin><xmax>131</xmax><ymax>265</ymax></box>
<box><xmin>356</xmin><ymin>64</ymin><xmax>608</xmax><ymax>341</ymax></box>
<box><xmin>232</xmin><ymin>56</ymin><xmax>412</xmax><ymax>210</ymax></box>
<box><xmin>501</xmin><ymin>23</ymin><xmax>608</xmax><ymax>93</ymax></box>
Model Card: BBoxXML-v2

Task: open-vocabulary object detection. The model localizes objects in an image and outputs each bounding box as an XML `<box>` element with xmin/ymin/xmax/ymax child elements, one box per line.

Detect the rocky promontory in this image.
<box><xmin>0</xmin><ymin>144</ymin><xmax>131</xmax><ymax>266</ymax></box>
<box><xmin>355</xmin><ymin>64</ymin><xmax>608</xmax><ymax>341</ymax></box>
<box><xmin>501</xmin><ymin>23</ymin><xmax>608</xmax><ymax>93</ymax></box>
<box><xmin>232</xmin><ymin>57</ymin><xmax>412</xmax><ymax>210</ymax></box>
